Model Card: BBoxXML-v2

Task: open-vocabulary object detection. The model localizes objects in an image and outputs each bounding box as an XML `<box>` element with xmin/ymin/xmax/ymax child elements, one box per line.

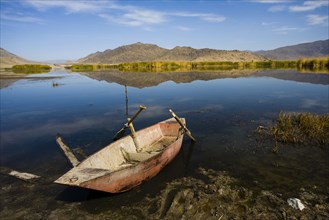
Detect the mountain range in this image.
<box><xmin>77</xmin><ymin>42</ymin><xmax>266</xmax><ymax>64</ymax></box>
<box><xmin>1</xmin><ymin>39</ymin><xmax>328</xmax><ymax>67</ymax></box>
<box><xmin>255</xmin><ymin>39</ymin><xmax>329</xmax><ymax>60</ymax></box>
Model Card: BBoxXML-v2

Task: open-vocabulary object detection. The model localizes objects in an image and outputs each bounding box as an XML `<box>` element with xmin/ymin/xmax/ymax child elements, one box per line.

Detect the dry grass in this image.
<box><xmin>259</xmin><ymin>112</ymin><xmax>329</xmax><ymax>147</ymax></box>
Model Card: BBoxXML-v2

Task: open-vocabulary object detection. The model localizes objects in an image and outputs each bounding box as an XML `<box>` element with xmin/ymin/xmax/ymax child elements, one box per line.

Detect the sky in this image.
<box><xmin>1</xmin><ymin>0</ymin><xmax>328</xmax><ymax>61</ymax></box>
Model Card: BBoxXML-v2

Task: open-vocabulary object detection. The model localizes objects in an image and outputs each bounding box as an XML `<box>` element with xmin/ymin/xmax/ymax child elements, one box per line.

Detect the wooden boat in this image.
<box><xmin>55</xmin><ymin>117</ymin><xmax>188</xmax><ymax>193</ymax></box>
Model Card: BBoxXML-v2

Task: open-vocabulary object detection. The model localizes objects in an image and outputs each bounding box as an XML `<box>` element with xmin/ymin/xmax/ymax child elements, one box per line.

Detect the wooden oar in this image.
<box><xmin>113</xmin><ymin>105</ymin><xmax>147</xmax><ymax>141</ymax></box>
<box><xmin>169</xmin><ymin>109</ymin><xmax>196</xmax><ymax>142</ymax></box>
<box><xmin>56</xmin><ymin>134</ymin><xmax>80</xmax><ymax>167</ymax></box>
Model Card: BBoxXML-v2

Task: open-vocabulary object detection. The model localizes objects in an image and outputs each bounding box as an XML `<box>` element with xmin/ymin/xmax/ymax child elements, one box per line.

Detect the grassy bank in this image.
<box><xmin>9</xmin><ymin>64</ymin><xmax>52</xmax><ymax>74</ymax></box>
<box><xmin>70</xmin><ymin>57</ymin><xmax>329</xmax><ymax>73</ymax></box>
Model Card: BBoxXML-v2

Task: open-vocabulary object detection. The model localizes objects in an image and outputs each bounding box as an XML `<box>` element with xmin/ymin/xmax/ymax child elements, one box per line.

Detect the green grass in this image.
<box><xmin>11</xmin><ymin>64</ymin><xmax>52</xmax><ymax>74</ymax></box>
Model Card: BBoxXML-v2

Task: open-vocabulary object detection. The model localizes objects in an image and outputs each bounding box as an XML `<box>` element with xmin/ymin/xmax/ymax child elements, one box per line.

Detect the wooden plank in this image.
<box><xmin>56</xmin><ymin>134</ymin><xmax>80</xmax><ymax>167</ymax></box>
<box><xmin>0</xmin><ymin>167</ymin><xmax>40</xmax><ymax>181</ymax></box>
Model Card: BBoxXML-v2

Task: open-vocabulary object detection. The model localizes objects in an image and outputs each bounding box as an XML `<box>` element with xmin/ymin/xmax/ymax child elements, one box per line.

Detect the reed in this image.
<box><xmin>297</xmin><ymin>57</ymin><xmax>329</xmax><ymax>71</ymax></box>
<box><xmin>269</xmin><ymin>112</ymin><xmax>329</xmax><ymax>145</ymax></box>
<box><xmin>69</xmin><ymin>64</ymin><xmax>118</xmax><ymax>72</ymax></box>
<box><xmin>117</xmin><ymin>61</ymin><xmax>298</xmax><ymax>72</ymax></box>
<box><xmin>69</xmin><ymin>57</ymin><xmax>329</xmax><ymax>73</ymax></box>
<box><xmin>11</xmin><ymin>64</ymin><xmax>51</xmax><ymax>74</ymax></box>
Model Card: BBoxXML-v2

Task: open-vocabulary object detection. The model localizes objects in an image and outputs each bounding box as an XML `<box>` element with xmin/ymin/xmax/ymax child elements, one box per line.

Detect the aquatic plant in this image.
<box><xmin>261</xmin><ymin>112</ymin><xmax>329</xmax><ymax>146</ymax></box>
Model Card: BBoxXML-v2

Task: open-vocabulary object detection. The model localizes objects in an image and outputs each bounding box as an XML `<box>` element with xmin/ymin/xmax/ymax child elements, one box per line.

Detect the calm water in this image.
<box><xmin>0</xmin><ymin>69</ymin><xmax>328</xmax><ymax>217</ymax></box>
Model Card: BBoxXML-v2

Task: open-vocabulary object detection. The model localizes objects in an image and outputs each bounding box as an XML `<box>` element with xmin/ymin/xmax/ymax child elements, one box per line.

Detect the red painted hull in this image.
<box><xmin>81</xmin><ymin>137</ymin><xmax>183</xmax><ymax>192</ymax></box>
<box><xmin>55</xmin><ymin>118</ymin><xmax>184</xmax><ymax>193</ymax></box>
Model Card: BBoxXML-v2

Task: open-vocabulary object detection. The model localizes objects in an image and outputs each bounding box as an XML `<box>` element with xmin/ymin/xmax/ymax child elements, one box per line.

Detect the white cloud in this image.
<box><xmin>306</xmin><ymin>14</ymin><xmax>329</xmax><ymax>25</ymax></box>
<box><xmin>99</xmin><ymin>8</ymin><xmax>167</xmax><ymax>27</ymax></box>
<box><xmin>268</xmin><ymin>5</ymin><xmax>287</xmax><ymax>12</ymax></box>
<box><xmin>1</xmin><ymin>12</ymin><xmax>44</xmax><ymax>24</ymax></box>
<box><xmin>171</xmin><ymin>12</ymin><xmax>226</xmax><ymax>23</ymax></box>
<box><xmin>23</xmin><ymin>0</ymin><xmax>226</xmax><ymax>27</ymax></box>
<box><xmin>261</xmin><ymin>21</ymin><xmax>278</xmax><ymax>25</ymax></box>
<box><xmin>289</xmin><ymin>1</ymin><xmax>328</xmax><ymax>12</ymax></box>
<box><xmin>122</xmin><ymin>9</ymin><xmax>167</xmax><ymax>25</ymax></box>
<box><xmin>272</xmin><ymin>26</ymin><xmax>307</xmax><ymax>34</ymax></box>
<box><xmin>24</xmin><ymin>0</ymin><xmax>106</xmax><ymax>13</ymax></box>
<box><xmin>202</xmin><ymin>15</ymin><xmax>226</xmax><ymax>23</ymax></box>
<box><xmin>176</xmin><ymin>26</ymin><xmax>193</xmax><ymax>31</ymax></box>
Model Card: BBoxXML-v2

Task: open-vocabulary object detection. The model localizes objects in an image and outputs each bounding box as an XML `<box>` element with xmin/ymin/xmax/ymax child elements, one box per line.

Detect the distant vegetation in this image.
<box><xmin>296</xmin><ymin>57</ymin><xmax>329</xmax><ymax>72</ymax></box>
<box><xmin>68</xmin><ymin>64</ymin><xmax>118</xmax><ymax>72</ymax></box>
<box><xmin>10</xmin><ymin>64</ymin><xmax>52</xmax><ymax>74</ymax></box>
<box><xmin>69</xmin><ymin>58</ymin><xmax>329</xmax><ymax>73</ymax></box>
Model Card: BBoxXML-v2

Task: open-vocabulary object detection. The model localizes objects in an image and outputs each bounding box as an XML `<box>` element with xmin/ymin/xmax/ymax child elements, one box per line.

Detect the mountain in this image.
<box><xmin>255</xmin><ymin>39</ymin><xmax>329</xmax><ymax>60</ymax></box>
<box><xmin>77</xmin><ymin>42</ymin><xmax>266</xmax><ymax>64</ymax></box>
<box><xmin>78</xmin><ymin>42</ymin><xmax>167</xmax><ymax>64</ymax></box>
<box><xmin>0</xmin><ymin>48</ymin><xmax>33</xmax><ymax>68</ymax></box>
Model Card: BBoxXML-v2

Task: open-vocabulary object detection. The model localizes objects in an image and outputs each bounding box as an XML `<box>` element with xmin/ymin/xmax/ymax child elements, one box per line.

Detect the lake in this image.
<box><xmin>0</xmin><ymin>69</ymin><xmax>328</xmax><ymax>219</ymax></box>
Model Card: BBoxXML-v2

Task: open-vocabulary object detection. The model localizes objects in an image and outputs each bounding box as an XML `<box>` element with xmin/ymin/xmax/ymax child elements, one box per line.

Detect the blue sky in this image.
<box><xmin>1</xmin><ymin>0</ymin><xmax>328</xmax><ymax>61</ymax></box>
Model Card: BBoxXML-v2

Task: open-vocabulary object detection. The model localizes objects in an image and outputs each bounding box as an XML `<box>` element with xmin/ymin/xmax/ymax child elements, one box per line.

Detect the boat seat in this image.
<box><xmin>120</xmin><ymin>136</ymin><xmax>177</xmax><ymax>163</ymax></box>
<box><xmin>139</xmin><ymin>136</ymin><xmax>176</xmax><ymax>153</ymax></box>
<box><xmin>121</xmin><ymin>148</ymin><xmax>159</xmax><ymax>163</ymax></box>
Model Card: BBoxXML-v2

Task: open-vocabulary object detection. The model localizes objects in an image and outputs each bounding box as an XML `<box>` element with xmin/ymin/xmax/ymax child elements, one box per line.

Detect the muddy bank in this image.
<box><xmin>1</xmin><ymin>167</ymin><xmax>327</xmax><ymax>219</ymax></box>
<box><xmin>108</xmin><ymin>168</ymin><xmax>329</xmax><ymax>219</ymax></box>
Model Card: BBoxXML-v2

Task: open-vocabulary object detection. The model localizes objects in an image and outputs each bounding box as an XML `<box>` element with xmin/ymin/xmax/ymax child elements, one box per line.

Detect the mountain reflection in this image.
<box><xmin>81</xmin><ymin>69</ymin><xmax>329</xmax><ymax>88</ymax></box>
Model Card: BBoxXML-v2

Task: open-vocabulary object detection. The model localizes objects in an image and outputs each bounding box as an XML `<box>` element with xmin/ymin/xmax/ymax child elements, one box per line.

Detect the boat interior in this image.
<box><xmin>55</xmin><ymin>118</ymin><xmax>183</xmax><ymax>185</ymax></box>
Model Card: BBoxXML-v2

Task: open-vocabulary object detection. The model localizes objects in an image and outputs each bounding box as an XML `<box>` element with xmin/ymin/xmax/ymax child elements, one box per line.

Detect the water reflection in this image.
<box><xmin>81</xmin><ymin>69</ymin><xmax>329</xmax><ymax>88</ymax></box>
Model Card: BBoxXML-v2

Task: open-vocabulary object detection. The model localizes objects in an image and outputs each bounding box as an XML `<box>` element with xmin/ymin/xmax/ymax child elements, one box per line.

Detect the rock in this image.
<box><xmin>287</xmin><ymin>198</ymin><xmax>305</xmax><ymax>211</ymax></box>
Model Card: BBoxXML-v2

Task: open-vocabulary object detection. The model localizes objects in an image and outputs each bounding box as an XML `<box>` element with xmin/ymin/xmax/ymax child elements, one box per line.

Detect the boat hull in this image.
<box><xmin>55</xmin><ymin>118</ymin><xmax>184</xmax><ymax>193</ymax></box>
<box><xmin>81</xmin><ymin>136</ymin><xmax>183</xmax><ymax>192</ymax></box>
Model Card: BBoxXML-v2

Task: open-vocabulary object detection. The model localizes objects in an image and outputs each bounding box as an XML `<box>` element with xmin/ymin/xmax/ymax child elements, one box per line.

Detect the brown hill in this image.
<box><xmin>78</xmin><ymin>42</ymin><xmax>167</xmax><ymax>64</ymax></box>
<box><xmin>255</xmin><ymin>39</ymin><xmax>329</xmax><ymax>60</ymax></box>
<box><xmin>77</xmin><ymin>43</ymin><xmax>266</xmax><ymax>64</ymax></box>
<box><xmin>0</xmin><ymin>48</ymin><xmax>33</xmax><ymax>68</ymax></box>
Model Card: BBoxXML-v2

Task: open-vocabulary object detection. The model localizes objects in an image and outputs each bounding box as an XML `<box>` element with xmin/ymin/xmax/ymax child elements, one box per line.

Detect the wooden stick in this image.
<box><xmin>113</xmin><ymin>105</ymin><xmax>147</xmax><ymax>141</ymax></box>
<box><xmin>169</xmin><ymin>109</ymin><xmax>196</xmax><ymax>142</ymax></box>
<box><xmin>56</xmin><ymin>134</ymin><xmax>80</xmax><ymax>167</ymax></box>
<box><xmin>128</xmin><ymin>105</ymin><xmax>147</xmax><ymax>125</ymax></box>
<box><xmin>127</xmin><ymin>118</ymin><xmax>142</xmax><ymax>152</ymax></box>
